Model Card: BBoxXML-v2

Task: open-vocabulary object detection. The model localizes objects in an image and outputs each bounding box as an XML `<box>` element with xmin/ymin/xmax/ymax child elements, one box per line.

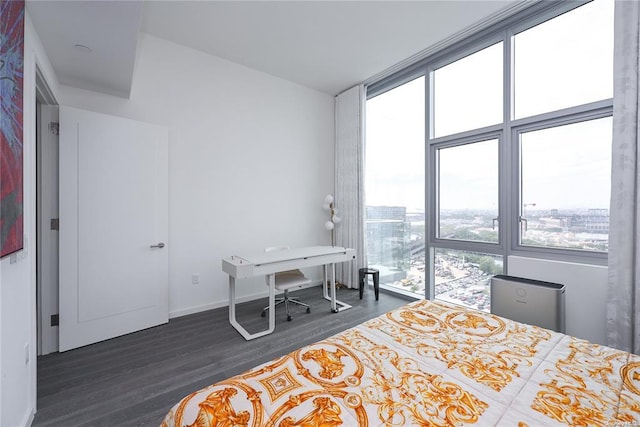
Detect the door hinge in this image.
<box><xmin>50</xmin><ymin>314</ymin><xmax>59</xmax><ymax>327</ymax></box>
<box><xmin>50</xmin><ymin>218</ymin><xmax>59</xmax><ymax>230</ymax></box>
<box><xmin>48</xmin><ymin>122</ymin><xmax>59</xmax><ymax>135</ymax></box>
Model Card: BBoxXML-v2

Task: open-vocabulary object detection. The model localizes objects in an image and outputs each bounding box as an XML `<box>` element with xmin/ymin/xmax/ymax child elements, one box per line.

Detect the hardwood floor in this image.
<box><xmin>33</xmin><ymin>286</ymin><xmax>411</xmax><ymax>426</ymax></box>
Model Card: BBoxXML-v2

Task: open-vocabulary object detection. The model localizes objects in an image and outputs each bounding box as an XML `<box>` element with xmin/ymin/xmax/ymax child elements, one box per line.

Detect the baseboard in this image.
<box><xmin>169</xmin><ymin>280</ymin><xmax>323</xmax><ymax>319</ymax></box>
<box><xmin>22</xmin><ymin>408</ymin><xmax>35</xmax><ymax>427</ymax></box>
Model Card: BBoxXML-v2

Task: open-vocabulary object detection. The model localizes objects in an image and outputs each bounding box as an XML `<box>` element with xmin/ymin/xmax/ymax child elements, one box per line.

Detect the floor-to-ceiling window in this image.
<box><xmin>365</xmin><ymin>0</ymin><xmax>613</xmax><ymax>310</ymax></box>
<box><xmin>365</xmin><ymin>76</ymin><xmax>425</xmax><ymax>297</ymax></box>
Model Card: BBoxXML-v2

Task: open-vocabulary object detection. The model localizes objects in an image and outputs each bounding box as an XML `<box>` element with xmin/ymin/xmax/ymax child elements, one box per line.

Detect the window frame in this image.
<box><xmin>428</xmin><ymin>37</ymin><xmax>506</xmax><ymax>139</ymax></box>
<box><xmin>430</xmin><ymin>131</ymin><xmax>504</xmax><ymax>252</ymax></box>
<box><xmin>365</xmin><ymin>0</ymin><xmax>613</xmax><ymax>302</ymax></box>
<box><xmin>510</xmin><ymin>106</ymin><xmax>613</xmax><ymax>264</ymax></box>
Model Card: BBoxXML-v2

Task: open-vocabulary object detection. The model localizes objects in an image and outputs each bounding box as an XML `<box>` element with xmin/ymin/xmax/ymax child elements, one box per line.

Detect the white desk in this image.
<box><xmin>222</xmin><ymin>246</ymin><xmax>356</xmax><ymax>340</ymax></box>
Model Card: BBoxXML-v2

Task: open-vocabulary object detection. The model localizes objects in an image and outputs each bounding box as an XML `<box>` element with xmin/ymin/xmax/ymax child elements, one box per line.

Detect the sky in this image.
<box><xmin>364</xmin><ymin>0</ymin><xmax>614</xmax><ymax>213</ymax></box>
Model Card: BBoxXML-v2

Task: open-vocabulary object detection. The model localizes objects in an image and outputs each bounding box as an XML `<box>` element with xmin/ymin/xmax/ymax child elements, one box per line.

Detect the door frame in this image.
<box><xmin>35</xmin><ymin>67</ymin><xmax>59</xmax><ymax>355</ymax></box>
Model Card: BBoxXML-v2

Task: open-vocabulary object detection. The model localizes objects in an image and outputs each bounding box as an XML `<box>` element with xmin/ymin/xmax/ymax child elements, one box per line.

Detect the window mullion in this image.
<box><xmin>503</xmin><ymin>26</ymin><xmax>514</xmax><ymax>269</ymax></box>
<box><xmin>425</xmin><ymin>65</ymin><xmax>435</xmax><ymax>300</ymax></box>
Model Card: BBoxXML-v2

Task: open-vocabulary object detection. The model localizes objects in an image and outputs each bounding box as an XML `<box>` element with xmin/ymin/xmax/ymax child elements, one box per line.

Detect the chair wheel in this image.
<box><xmin>306</xmin><ymin>307</ymin><xmax>311</xmax><ymax>313</ymax></box>
<box><xmin>287</xmin><ymin>315</ymin><xmax>292</xmax><ymax>321</ymax></box>
<box><xmin>261</xmin><ymin>311</ymin><xmax>266</xmax><ymax>317</ymax></box>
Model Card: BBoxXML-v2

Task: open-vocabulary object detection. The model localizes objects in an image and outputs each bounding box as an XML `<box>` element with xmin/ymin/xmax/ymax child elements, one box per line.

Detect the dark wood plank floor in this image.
<box><xmin>33</xmin><ymin>286</ymin><xmax>412</xmax><ymax>427</ymax></box>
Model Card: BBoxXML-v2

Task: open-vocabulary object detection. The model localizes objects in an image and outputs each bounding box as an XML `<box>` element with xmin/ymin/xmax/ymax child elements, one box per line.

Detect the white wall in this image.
<box><xmin>1</xmin><ymin>23</ymin><xmax>331</xmax><ymax>427</ymax></box>
<box><xmin>1</xmin><ymin>13</ymin><xmax>60</xmax><ymax>427</ymax></box>
<box><xmin>508</xmin><ymin>256</ymin><xmax>608</xmax><ymax>346</ymax></box>
<box><xmin>59</xmin><ymin>33</ymin><xmax>335</xmax><ymax>317</ymax></box>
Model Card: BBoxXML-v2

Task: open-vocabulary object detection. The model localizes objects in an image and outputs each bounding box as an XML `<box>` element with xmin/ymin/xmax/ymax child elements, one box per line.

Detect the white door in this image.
<box><xmin>59</xmin><ymin>106</ymin><xmax>169</xmax><ymax>351</ymax></box>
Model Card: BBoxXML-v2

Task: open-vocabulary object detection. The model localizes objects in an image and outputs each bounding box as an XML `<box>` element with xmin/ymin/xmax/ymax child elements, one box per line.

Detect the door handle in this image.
<box><xmin>150</xmin><ymin>242</ymin><xmax>165</xmax><ymax>249</ymax></box>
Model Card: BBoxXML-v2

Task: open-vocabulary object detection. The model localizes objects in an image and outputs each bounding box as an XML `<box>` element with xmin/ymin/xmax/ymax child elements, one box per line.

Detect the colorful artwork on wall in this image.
<box><xmin>0</xmin><ymin>0</ymin><xmax>25</xmax><ymax>258</ymax></box>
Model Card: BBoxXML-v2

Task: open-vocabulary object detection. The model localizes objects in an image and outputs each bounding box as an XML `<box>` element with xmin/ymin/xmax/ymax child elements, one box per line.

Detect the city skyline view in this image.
<box><xmin>366</xmin><ymin>204</ymin><xmax>609</xmax><ymax>311</ymax></box>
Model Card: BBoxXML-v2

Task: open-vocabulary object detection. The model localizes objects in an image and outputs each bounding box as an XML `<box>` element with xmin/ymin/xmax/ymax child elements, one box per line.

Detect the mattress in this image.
<box><xmin>161</xmin><ymin>299</ymin><xmax>640</xmax><ymax>426</ymax></box>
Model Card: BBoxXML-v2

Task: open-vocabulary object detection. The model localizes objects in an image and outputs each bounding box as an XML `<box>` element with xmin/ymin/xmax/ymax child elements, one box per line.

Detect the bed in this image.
<box><xmin>161</xmin><ymin>299</ymin><xmax>640</xmax><ymax>426</ymax></box>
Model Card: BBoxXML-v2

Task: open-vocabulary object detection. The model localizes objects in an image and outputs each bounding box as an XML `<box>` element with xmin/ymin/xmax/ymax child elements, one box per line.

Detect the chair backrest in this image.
<box><xmin>265</xmin><ymin>246</ymin><xmax>288</xmax><ymax>285</ymax></box>
<box><xmin>263</xmin><ymin>246</ymin><xmax>308</xmax><ymax>287</ymax></box>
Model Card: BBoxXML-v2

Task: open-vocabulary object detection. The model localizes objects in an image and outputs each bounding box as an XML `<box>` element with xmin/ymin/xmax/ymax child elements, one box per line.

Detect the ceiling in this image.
<box><xmin>27</xmin><ymin>0</ymin><xmax>523</xmax><ymax>98</ymax></box>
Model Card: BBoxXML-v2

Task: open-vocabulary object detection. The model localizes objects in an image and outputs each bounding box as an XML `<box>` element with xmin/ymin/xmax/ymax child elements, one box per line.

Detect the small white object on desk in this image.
<box><xmin>222</xmin><ymin>245</ymin><xmax>356</xmax><ymax>340</ymax></box>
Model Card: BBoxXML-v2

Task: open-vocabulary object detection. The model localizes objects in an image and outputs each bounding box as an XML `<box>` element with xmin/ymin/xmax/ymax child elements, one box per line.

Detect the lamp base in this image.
<box><xmin>327</xmin><ymin>280</ymin><xmax>344</xmax><ymax>289</ymax></box>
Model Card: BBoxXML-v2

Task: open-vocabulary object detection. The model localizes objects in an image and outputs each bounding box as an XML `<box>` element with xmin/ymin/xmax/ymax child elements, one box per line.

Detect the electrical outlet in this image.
<box><xmin>192</xmin><ymin>274</ymin><xmax>200</xmax><ymax>285</ymax></box>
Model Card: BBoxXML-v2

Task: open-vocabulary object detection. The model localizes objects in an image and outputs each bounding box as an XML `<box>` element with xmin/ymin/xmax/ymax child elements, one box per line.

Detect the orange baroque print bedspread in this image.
<box><xmin>161</xmin><ymin>299</ymin><xmax>640</xmax><ymax>426</ymax></box>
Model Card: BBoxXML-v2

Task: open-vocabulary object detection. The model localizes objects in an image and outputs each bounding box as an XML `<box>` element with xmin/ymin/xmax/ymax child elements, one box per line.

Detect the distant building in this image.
<box><xmin>535</xmin><ymin>208</ymin><xmax>609</xmax><ymax>234</ymax></box>
<box><xmin>568</xmin><ymin>209</ymin><xmax>609</xmax><ymax>233</ymax></box>
<box><xmin>366</xmin><ymin>206</ymin><xmax>409</xmax><ymax>282</ymax></box>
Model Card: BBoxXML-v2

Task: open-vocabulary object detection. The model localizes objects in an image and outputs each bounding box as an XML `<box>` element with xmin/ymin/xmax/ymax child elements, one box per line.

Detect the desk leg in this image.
<box><xmin>330</xmin><ymin>263</ymin><xmax>337</xmax><ymax>313</ymax></box>
<box><xmin>321</xmin><ymin>263</ymin><xmax>352</xmax><ymax>312</ymax></box>
<box><xmin>323</xmin><ymin>265</ymin><xmax>329</xmax><ymax>300</ymax></box>
<box><xmin>228</xmin><ymin>275</ymin><xmax>276</xmax><ymax>340</ymax></box>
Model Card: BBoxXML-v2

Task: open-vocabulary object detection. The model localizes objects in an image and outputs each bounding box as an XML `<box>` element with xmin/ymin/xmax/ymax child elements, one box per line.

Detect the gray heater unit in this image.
<box><xmin>490</xmin><ymin>274</ymin><xmax>565</xmax><ymax>333</ymax></box>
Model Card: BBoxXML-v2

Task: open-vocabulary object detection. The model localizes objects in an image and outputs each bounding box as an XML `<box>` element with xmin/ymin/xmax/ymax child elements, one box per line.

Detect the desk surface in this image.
<box><xmin>232</xmin><ymin>246</ymin><xmax>352</xmax><ymax>266</ymax></box>
<box><xmin>223</xmin><ymin>245</ymin><xmax>354</xmax><ymax>279</ymax></box>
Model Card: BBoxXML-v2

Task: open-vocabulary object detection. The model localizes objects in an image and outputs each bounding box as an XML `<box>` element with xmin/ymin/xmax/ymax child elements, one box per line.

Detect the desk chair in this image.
<box><xmin>261</xmin><ymin>246</ymin><xmax>312</xmax><ymax>321</ymax></box>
